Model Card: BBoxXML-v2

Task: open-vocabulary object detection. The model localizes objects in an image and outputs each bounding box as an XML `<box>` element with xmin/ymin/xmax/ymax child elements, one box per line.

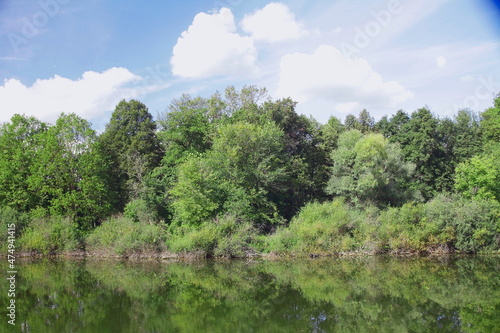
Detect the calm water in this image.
<box><xmin>1</xmin><ymin>256</ymin><xmax>499</xmax><ymax>333</ymax></box>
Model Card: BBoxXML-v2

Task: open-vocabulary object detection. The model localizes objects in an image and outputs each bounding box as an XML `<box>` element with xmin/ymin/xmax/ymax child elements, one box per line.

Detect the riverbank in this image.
<box><xmin>3</xmin><ymin>247</ymin><xmax>499</xmax><ymax>261</ymax></box>
<box><xmin>2</xmin><ymin>194</ymin><xmax>499</xmax><ymax>259</ymax></box>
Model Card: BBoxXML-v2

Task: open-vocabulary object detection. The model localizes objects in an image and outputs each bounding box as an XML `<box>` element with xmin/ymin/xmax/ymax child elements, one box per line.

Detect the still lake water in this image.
<box><xmin>1</xmin><ymin>256</ymin><xmax>499</xmax><ymax>333</ymax></box>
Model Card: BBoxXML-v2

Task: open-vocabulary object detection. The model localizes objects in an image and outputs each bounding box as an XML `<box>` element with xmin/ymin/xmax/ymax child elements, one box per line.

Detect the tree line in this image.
<box><xmin>0</xmin><ymin>86</ymin><xmax>499</xmax><ymax>256</ymax></box>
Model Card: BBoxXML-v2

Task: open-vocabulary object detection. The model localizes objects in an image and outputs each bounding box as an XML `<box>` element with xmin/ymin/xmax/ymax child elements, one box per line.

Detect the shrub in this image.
<box><xmin>377</xmin><ymin>194</ymin><xmax>500</xmax><ymax>253</ymax></box>
<box><xmin>0</xmin><ymin>207</ymin><xmax>30</xmax><ymax>252</ymax></box>
<box><xmin>377</xmin><ymin>202</ymin><xmax>428</xmax><ymax>252</ymax></box>
<box><xmin>19</xmin><ymin>217</ymin><xmax>81</xmax><ymax>254</ymax></box>
<box><xmin>124</xmin><ymin>199</ymin><xmax>160</xmax><ymax>223</ymax></box>
<box><xmin>267</xmin><ymin>198</ymin><xmax>363</xmax><ymax>255</ymax></box>
<box><xmin>167</xmin><ymin>214</ymin><xmax>258</xmax><ymax>258</ymax></box>
<box><xmin>86</xmin><ymin>216</ymin><xmax>166</xmax><ymax>255</ymax></box>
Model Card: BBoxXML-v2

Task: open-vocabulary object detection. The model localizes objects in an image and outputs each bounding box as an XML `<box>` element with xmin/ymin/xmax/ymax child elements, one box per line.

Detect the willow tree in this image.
<box><xmin>326</xmin><ymin>130</ymin><xmax>415</xmax><ymax>207</ymax></box>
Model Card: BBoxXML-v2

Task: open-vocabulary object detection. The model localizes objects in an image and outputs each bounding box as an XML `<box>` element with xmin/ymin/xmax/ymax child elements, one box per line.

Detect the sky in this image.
<box><xmin>0</xmin><ymin>0</ymin><xmax>499</xmax><ymax>131</ymax></box>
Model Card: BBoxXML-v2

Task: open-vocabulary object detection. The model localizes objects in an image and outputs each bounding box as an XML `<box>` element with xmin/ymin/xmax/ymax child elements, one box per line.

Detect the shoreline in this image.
<box><xmin>2</xmin><ymin>249</ymin><xmax>499</xmax><ymax>261</ymax></box>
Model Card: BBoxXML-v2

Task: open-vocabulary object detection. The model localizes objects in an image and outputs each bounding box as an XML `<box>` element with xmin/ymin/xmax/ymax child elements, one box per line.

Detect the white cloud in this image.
<box><xmin>171</xmin><ymin>8</ymin><xmax>258</xmax><ymax>79</ymax></box>
<box><xmin>436</xmin><ymin>56</ymin><xmax>447</xmax><ymax>67</ymax></box>
<box><xmin>276</xmin><ymin>45</ymin><xmax>413</xmax><ymax>107</ymax></box>
<box><xmin>335</xmin><ymin>102</ymin><xmax>359</xmax><ymax>114</ymax></box>
<box><xmin>0</xmin><ymin>67</ymin><xmax>141</xmax><ymax>124</ymax></box>
<box><xmin>241</xmin><ymin>2</ymin><xmax>308</xmax><ymax>42</ymax></box>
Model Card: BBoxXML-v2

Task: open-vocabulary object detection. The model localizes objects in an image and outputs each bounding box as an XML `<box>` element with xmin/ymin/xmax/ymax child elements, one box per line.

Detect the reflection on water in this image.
<box><xmin>1</xmin><ymin>256</ymin><xmax>499</xmax><ymax>332</ymax></box>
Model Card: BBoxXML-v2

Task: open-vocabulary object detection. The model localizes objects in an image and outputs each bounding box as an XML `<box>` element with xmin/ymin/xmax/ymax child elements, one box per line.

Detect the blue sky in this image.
<box><xmin>1</xmin><ymin>0</ymin><xmax>499</xmax><ymax>131</ymax></box>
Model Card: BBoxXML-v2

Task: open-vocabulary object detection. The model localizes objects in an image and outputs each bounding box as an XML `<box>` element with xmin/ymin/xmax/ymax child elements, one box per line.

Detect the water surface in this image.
<box><xmin>1</xmin><ymin>256</ymin><xmax>499</xmax><ymax>332</ymax></box>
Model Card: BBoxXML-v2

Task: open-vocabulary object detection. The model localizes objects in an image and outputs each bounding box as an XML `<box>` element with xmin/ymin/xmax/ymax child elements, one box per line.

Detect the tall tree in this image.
<box><xmin>320</xmin><ymin>116</ymin><xmax>345</xmax><ymax>153</ymax></box>
<box><xmin>0</xmin><ymin>114</ymin><xmax>48</xmax><ymax>211</ymax></box>
<box><xmin>450</xmin><ymin>109</ymin><xmax>483</xmax><ymax>162</ymax></box>
<box><xmin>99</xmin><ymin>99</ymin><xmax>163</xmax><ymax>209</ymax></box>
<box><xmin>357</xmin><ymin>109</ymin><xmax>375</xmax><ymax>133</ymax></box>
<box><xmin>170</xmin><ymin>121</ymin><xmax>287</xmax><ymax>229</ymax></box>
<box><xmin>375</xmin><ymin>110</ymin><xmax>410</xmax><ymax>138</ymax></box>
<box><xmin>388</xmin><ymin>108</ymin><xmax>448</xmax><ymax>199</ymax></box>
<box><xmin>29</xmin><ymin>113</ymin><xmax>114</xmax><ymax>228</ymax></box>
<box><xmin>481</xmin><ymin>94</ymin><xmax>500</xmax><ymax>144</ymax></box>
<box><xmin>326</xmin><ymin>130</ymin><xmax>415</xmax><ymax>207</ymax></box>
<box><xmin>455</xmin><ymin>144</ymin><xmax>500</xmax><ymax>201</ymax></box>
<box><xmin>261</xmin><ymin>98</ymin><xmax>330</xmax><ymax>218</ymax></box>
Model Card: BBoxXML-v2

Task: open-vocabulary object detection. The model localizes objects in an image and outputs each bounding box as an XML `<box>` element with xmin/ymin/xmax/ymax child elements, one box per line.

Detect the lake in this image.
<box><xmin>1</xmin><ymin>256</ymin><xmax>499</xmax><ymax>332</ymax></box>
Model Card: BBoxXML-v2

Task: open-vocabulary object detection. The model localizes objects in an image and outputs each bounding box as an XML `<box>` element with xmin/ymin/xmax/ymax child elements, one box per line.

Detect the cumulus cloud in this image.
<box><xmin>0</xmin><ymin>67</ymin><xmax>141</xmax><ymax>124</ymax></box>
<box><xmin>276</xmin><ymin>45</ymin><xmax>413</xmax><ymax>108</ymax></box>
<box><xmin>171</xmin><ymin>8</ymin><xmax>258</xmax><ymax>79</ymax></box>
<box><xmin>241</xmin><ymin>2</ymin><xmax>308</xmax><ymax>42</ymax></box>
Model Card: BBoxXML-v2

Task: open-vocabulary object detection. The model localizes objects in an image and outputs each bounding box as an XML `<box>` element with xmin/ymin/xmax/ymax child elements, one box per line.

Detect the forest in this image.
<box><xmin>0</xmin><ymin>86</ymin><xmax>499</xmax><ymax>257</ymax></box>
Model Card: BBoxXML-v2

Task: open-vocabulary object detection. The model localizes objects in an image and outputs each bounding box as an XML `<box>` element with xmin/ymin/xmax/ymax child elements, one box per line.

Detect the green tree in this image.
<box><xmin>357</xmin><ymin>109</ymin><xmax>375</xmax><ymax>133</ymax></box>
<box><xmin>455</xmin><ymin>144</ymin><xmax>500</xmax><ymax>201</ymax></box>
<box><xmin>170</xmin><ymin>121</ymin><xmax>287</xmax><ymax>229</ymax></box>
<box><xmin>99</xmin><ymin>99</ymin><xmax>163</xmax><ymax>209</ymax></box>
<box><xmin>326</xmin><ymin>130</ymin><xmax>415</xmax><ymax>206</ymax></box>
<box><xmin>388</xmin><ymin>108</ymin><xmax>448</xmax><ymax>199</ymax></box>
<box><xmin>261</xmin><ymin>98</ymin><xmax>329</xmax><ymax>218</ymax></box>
<box><xmin>344</xmin><ymin>114</ymin><xmax>359</xmax><ymax>131</ymax></box>
<box><xmin>481</xmin><ymin>94</ymin><xmax>500</xmax><ymax>143</ymax></box>
<box><xmin>344</xmin><ymin>110</ymin><xmax>374</xmax><ymax>133</ymax></box>
<box><xmin>320</xmin><ymin>116</ymin><xmax>345</xmax><ymax>153</ymax></box>
<box><xmin>0</xmin><ymin>114</ymin><xmax>48</xmax><ymax>211</ymax></box>
<box><xmin>452</xmin><ymin>109</ymin><xmax>483</xmax><ymax>161</ymax></box>
<box><xmin>29</xmin><ymin>113</ymin><xmax>114</xmax><ymax>228</ymax></box>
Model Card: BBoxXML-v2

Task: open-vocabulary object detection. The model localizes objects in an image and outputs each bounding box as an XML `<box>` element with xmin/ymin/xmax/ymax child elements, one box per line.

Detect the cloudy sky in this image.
<box><xmin>1</xmin><ymin>0</ymin><xmax>499</xmax><ymax>130</ymax></box>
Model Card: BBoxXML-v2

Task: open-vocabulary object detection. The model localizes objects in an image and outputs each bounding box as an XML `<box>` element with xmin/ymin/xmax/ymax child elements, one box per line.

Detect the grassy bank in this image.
<box><xmin>1</xmin><ymin>194</ymin><xmax>499</xmax><ymax>259</ymax></box>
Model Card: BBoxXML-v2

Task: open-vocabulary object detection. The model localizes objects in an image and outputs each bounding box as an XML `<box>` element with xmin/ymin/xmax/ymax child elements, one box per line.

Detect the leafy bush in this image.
<box><xmin>167</xmin><ymin>214</ymin><xmax>258</xmax><ymax>258</ymax></box>
<box><xmin>86</xmin><ymin>216</ymin><xmax>166</xmax><ymax>255</ymax></box>
<box><xmin>19</xmin><ymin>217</ymin><xmax>81</xmax><ymax>254</ymax></box>
<box><xmin>0</xmin><ymin>207</ymin><xmax>30</xmax><ymax>252</ymax></box>
<box><xmin>377</xmin><ymin>194</ymin><xmax>500</xmax><ymax>253</ymax></box>
<box><xmin>124</xmin><ymin>199</ymin><xmax>160</xmax><ymax>223</ymax></box>
<box><xmin>267</xmin><ymin>198</ymin><xmax>364</xmax><ymax>255</ymax></box>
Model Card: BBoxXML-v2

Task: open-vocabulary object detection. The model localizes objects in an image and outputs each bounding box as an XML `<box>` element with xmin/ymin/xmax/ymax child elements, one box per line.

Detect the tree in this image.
<box><xmin>261</xmin><ymin>98</ymin><xmax>330</xmax><ymax>217</ymax></box>
<box><xmin>28</xmin><ymin>113</ymin><xmax>114</xmax><ymax>228</ymax></box>
<box><xmin>344</xmin><ymin>110</ymin><xmax>374</xmax><ymax>133</ymax></box>
<box><xmin>320</xmin><ymin>116</ymin><xmax>345</xmax><ymax>153</ymax></box>
<box><xmin>375</xmin><ymin>110</ymin><xmax>409</xmax><ymax>138</ymax></box>
<box><xmin>344</xmin><ymin>114</ymin><xmax>359</xmax><ymax>131</ymax></box>
<box><xmin>481</xmin><ymin>94</ymin><xmax>500</xmax><ymax>143</ymax></box>
<box><xmin>388</xmin><ymin>108</ymin><xmax>448</xmax><ymax>199</ymax></box>
<box><xmin>455</xmin><ymin>144</ymin><xmax>500</xmax><ymax>201</ymax></box>
<box><xmin>170</xmin><ymin>121</ymin><xmax>287</xmax><ymax>229</ymax></box>
<box><xmin>158</xmin><ymin>94</ymin><xmax>214</xmax><ymax>166</ymax></box>
<box><xmin>357</xmin><ymin>109</ymin><xmax>375</xmax><ymax>133</ymax></box>
<box><xmin>452</xmin><ymin>109</ymin><xmax>482</xmax><ymax>161</ymax></box>
<box><xmin>326</xmin><ymin>130</ymin><xmax>415</xmax><ymax>207</ymax></box>
<box><xmin>0</xmin><ymin>114</ymin><xmax>48</xmax><ymax>211</ymax></box>
<box><xmin>99</xmin><ymin>100</ymin><xmax>163</xmax><ymax>209</ymax></box>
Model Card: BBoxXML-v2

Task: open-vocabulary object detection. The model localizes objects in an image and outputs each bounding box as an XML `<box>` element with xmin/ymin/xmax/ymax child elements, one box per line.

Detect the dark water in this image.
<box><xmin>1</xmin><ymin>256</ymin><xmax>499</xmax><ymax>333</ymax></box>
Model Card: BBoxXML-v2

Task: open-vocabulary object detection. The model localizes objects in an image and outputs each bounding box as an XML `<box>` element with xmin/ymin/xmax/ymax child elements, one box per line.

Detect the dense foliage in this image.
<box><xmin>0</xmin><ymin>88</ymin><xmax>499</xmax><ymax>257</ymax></box>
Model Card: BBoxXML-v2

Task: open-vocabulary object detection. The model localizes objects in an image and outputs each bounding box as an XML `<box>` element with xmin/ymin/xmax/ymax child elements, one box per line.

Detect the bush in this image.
<box><xmin>19</xmin><ymin>217</ymin><xmax>81</xmax><ymax>254</ymax></box>
<box><xmin>167</xmin><ymin>214</ymin><xmax>258</xmax><ymax>258</ymax></box>
<box><xmin>377</xmin><ymin>194</ymin><xmax>500</xmax><ymax>253</ymax></box>
<box><xmin>265</xmin><ymin>194</ymin><xmax>500</xmax><ymax>256</ymax></box>
<box><xmin>86</xmin><ymin>216</ymin><xmax>166</xmax><ymax>255</ymax></box>
<box><xmin>124</xmin><ymin>199</ymin><xmax>160</xmax><ymax>223</ymax></box>
<box><xmin>377</xmin><ymin>202</ymin><xmax>428</xmax><ymax>252</ymax></box>
<box><xmin>0</xmin><ymin>207</ymin><xmax>30</xmax><ymax>252</ymax></box>
<box><xmin>266</xmin><ymin>198</ymin><xmax>364</xmax><ymax>255</ymax></box>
